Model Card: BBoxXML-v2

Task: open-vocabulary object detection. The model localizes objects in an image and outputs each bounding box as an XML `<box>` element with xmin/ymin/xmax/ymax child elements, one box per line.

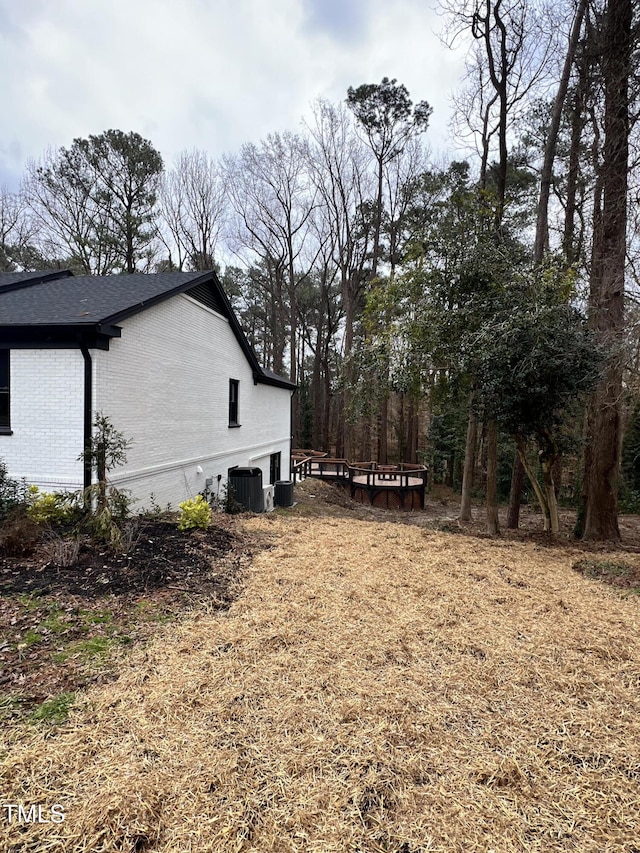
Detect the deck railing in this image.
<box><xmin>292</xmin><ymin>456</ymin><xmax>427</xmax><ymax>486</ymax></box>
<box><xmin>348</xmin><ymin>461</ymin><xmax>428</xmax><ymax>489</ymax></box>
<box><xmin>307</xmin><ymin>458</ymin><xmax>351</xmax><ymax>481</ymax></box>
<box><xmin>291</xmin><ymin>457</ymin><xmax>311</xmax><ymax>482</ymax></box>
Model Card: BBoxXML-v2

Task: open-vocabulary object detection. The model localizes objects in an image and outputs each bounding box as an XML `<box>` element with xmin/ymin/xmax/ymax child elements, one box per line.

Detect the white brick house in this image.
<box><xmin>0</xmin><ymin>270</ymin><xmax>295</xmax><ymax>508</ymax></box>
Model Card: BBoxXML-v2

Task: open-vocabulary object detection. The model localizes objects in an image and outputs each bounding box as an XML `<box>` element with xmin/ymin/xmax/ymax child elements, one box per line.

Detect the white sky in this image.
<box><xmin>0</xmin><ymin>0</ymin><xmax>469</xmax><ymax>189</ymax></box>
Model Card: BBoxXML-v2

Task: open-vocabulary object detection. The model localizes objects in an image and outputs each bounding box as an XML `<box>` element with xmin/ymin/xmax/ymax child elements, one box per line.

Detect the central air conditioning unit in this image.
<box><xmin>262</xmin><ymin>485</ymin><xmax>275</xmax><ymax>512</ymax></box>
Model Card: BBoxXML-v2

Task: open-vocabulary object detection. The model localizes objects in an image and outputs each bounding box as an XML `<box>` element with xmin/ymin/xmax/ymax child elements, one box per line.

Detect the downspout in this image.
<box><xmin>80</xmin><ymin>343</ymin><xmax>92</xmax><ymax>490</ymax></box>
<box><xmin>290</xmin><ymin>388</ymin><xmax>296</xmax><ymax>475</ymax></box>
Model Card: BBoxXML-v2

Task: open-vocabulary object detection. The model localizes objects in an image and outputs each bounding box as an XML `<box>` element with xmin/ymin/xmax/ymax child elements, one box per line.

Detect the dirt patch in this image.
<box><xmin>573</xmin><ymin>556</ymin><xmax>640</xmax><ymax>592</ymax></box>
<box><xmin>0</xmin><ymin>516</ymin><xmax>259</xmax><ymax>719</ymax></box>
<box><xmin>1</xmin><ymin>519</ymin><xmax>236</xmax><ymax>598</ymax></box>
<box><xmin>292</xmin><ymin>477</ymin><xmax>640</xmax><ymax>551</ymax></box>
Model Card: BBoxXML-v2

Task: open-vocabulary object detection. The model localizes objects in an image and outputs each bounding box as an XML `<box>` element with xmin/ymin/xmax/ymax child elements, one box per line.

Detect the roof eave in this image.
<box><xmin>100</xmin><ymin>271</ymin><xmax>214</xmax><ymax>326</ymax></box>
<box><xmin>253</xmin><ymin>371</ymin><xmax>297</xmax><ymax>391</ymax></box>
<box><xmin>0</xmin><ymin>323</ymin><xmax>120</xmax><ymax>350</ymax></box>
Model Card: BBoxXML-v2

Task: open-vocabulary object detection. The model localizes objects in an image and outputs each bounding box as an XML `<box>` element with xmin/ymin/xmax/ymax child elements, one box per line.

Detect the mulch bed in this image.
<box><xmin>0</xmin><ymin>517</ymin><xmax>254</xmax><ymax>716</ymax></box>
<box><xmin>0</xmin><ymin>519</ymin><xmax>237</xmax><ymax>599</ymax></box>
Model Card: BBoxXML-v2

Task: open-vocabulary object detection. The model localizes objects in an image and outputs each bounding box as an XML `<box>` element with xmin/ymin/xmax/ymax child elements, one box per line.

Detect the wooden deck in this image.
<box><xmin>291</xmin><ymin>452</ymin><xmax>428</xmax><ymax>510</ymax></box>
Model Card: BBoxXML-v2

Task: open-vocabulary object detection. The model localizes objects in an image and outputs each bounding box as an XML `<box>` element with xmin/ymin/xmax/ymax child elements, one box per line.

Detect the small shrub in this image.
<box><xmin>82</xmin><ymin>504</ymin><xmax>122</xmax><ymax>547</ymax></box>
<box><xmin>0</xmin><ymin>506</ymin><xmax>42</xmax><ymax>556</ymax></box>
<box><xmin>26</xmin><ymin>486</ymin><xmax>80</xmax><ymax>525</ymax></box>
<box><xmin>0</xmin><ymin>458</ymin><xmax>27</xmax><ymax>522</ymax></box>
<box><xmin>618</xmin><ymin>486</ymin><xmax>640</xmax><ymax>514</ymax></box>
<box><xmin>79</xmin><ymin>414</ymin><xmax>132</xmax><ymax>511</ymax></box>
<box><xmin>80</xmin><ymin>484</ymin><xmax>134</xmax><ymax>546</ymax></box>
<box><xmin>78</xmin><ymin>414</ymin><xmax>134</xmax><ymax>545</ymax></box>
<box><xmin>223</xmin><ymin>481</ymin><xmax>244</xmax><ymax>515</ymax></box>
<box><xmin>43</xmin><ymin>532</ymin><xmax>82</xmax><ymax>568</ymax></box>
<box><xmin>178</xmin><ymin>495</ymin><xmax>211</xmax><ymax>530</ymax></box>
<box><xmin>140</xmin><ymin>492</ymin><xmax>171</xmax><ymax>520</ymax></box>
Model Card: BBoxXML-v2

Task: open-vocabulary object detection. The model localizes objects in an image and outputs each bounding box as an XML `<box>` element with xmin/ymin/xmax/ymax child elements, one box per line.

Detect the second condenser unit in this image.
<box><xmin>228</xmin><ymin>466</ymin><xmax>264</xmax><ymax>512</ymax></box>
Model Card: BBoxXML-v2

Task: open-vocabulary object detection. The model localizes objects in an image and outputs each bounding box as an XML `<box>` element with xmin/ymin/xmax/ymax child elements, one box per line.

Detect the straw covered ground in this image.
<box><xmin>2</xmin><ymin>499</ymin><xmax>640</xmax><ymax>852</ymax></box>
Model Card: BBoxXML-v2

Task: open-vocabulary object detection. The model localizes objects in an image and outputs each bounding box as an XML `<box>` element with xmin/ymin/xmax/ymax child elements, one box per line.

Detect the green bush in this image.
<box><xmin>178</xmin><ymin>495</ymin><xmax>211</xmax><ymax>530</ymax></box>
<box><xmin>26</xmin><ymin>486</ymin><xmax>79</xmax><ymax>525</ymax></box>
<box><xmin>619</xmin><ymin>487</ymin><xmax>640</xmax><ymax>514</ymax></box>
<box><xmin>0</xmin><ymin>459</ymin><xmax>27</xmax><ymax>522</ymax></box>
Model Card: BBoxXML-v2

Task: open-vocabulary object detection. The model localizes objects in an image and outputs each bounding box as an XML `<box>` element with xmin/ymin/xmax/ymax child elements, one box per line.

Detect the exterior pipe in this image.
<box><xmin>80</xmin><ymin>343</ymin><xmax>92</xmax><ymax>490</ymax></box>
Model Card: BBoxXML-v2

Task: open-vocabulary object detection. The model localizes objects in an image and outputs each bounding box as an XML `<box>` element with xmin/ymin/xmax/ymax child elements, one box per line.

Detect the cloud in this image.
<box><xmin>0</xmin><ymin>0</ymin><xmax>467</xmax><ymax>189</ymax></box>
<box><xmin>301</xmin><ymin>0</ymin><xmax>369</xmax><ymax>42</ymax></box>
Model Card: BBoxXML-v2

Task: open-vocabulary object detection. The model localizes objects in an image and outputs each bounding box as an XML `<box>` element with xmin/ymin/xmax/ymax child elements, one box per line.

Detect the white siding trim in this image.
<box><xmin>107</xmin><ymin>436</ymin><xmax>292</xmax><ymax>484</ymax></box>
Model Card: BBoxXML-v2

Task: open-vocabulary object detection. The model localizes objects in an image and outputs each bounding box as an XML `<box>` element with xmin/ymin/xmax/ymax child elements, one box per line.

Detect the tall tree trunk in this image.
<box><xmin>379</xmin><ymin>395</ymin><xmax>389</xmax><ymax>463</ymax></box>
<box><xmin>459</xmin><ymin>400</ymin><xmax>477</xmax><ymax>522</ymax></box>
<box><xmin>311</xmin><ymin>341</ymin><xmax>323</xmax><ymax>449</ymax></box>
<box><xmin>407</xmin><ymin>396</ymin><xmax>418</xmax><ymax>464</ymax></box>
<box><xmin>486</xmin><ymin>419</ymin><xmax>500</xmax><ymax>535</ymax></box>
<box><xmin>505</xmin><ymin>1</ymin><xmax>588</xmax><ymax>528</ymax></box>
<box><xmin>534</xmin><ymin>0</ymin><xmax>588</xmax><ymax>262</ymax></box>
<box><xmin>506</xmin><ymin>452</ymin><xmax>526</xmax><ymax>528</ymax></box>
<box><xmin>397</xmin><ymin>393</ymin><xmax>406</xmax><ymax>462</ymax></box>
<box><xmin>563</xmin><ymin>49</ymin><xmax>588</xmax><ymax>268</ymax></box>
<box><xmin>541</xmin><ymin>457</ymin><xmax>561</xmax><ymax>535</ymax></box>
<box><xmin>515</xmin><ymin>435</ymin><xmax>550</xmax><ymax>532</ymax></box>
<box><xmin>582</xmin><ymin>0</ymin><xmax>631</xmax><ymax>541</ymax></box>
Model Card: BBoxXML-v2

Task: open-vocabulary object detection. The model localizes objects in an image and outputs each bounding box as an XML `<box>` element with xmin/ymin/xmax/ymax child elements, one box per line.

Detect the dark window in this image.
<box><xmin>270</xmin><ymin>452</ymin><xmax>281</xmax><ymax>485</ymax></box>
<box><xmin>229</xmin><ymin>379</ymin><xmax>239</xmax><ymax>426</ymax></box>
<box><xmin>0</xmin><ymin>351</ymin><xmax>9</xmax><ymax>431</ymax></box>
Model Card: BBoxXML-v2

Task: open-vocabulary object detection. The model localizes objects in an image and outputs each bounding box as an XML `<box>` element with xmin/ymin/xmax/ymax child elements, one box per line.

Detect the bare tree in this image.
<box><xmin>534</xmin><ymin>0</ymin><xmax>589</xmax><ymax>262</ymax></box>
<box><xmin>305</xmin><ymin>99</ymin><xmax>374</xmax><ymax>457</ymax></box>
<box><xmin>224</xmin><ymin>132</ymin><xmax>317</xmax><ymax>394</ymax></box>
<box><xmin>23</xmin><ymin>147</ymin><xmax>117</xmax><ymax>274</ymax></box>
<box><xmin>159</xmin><ymin>150</ymin><xmax>227</xmax><ymax>271</ymax></box>
<box><xmin>0</xmin><ymin>186</ymin><xmax>35</xmax><ymax>271</ymax></box>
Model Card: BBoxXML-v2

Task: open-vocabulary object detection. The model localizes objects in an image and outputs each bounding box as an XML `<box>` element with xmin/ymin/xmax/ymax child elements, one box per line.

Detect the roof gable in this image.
<box><xmin>0</xmin><ymin>270</ymin><xmax>296</xmax><ymax>391</ymax></box>
<box><xmin>0</xmin><ymin>271</ymin><xmax>210</xmax><ymax>325</ymax></box>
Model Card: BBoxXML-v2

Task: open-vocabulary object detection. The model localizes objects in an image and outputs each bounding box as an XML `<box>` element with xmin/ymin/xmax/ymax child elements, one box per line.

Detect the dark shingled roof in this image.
<box><xmin>0</xmin><ymin>272</ymin><xmax>209</xmax><ymax>325</ymax></box>
<box><xmin>0</xmin><ymin>269</ymin><xmax>73</xmax><ymax>292</ymax></box>
<box><xmin>0</xmin><ymin>270</ymin><xmax>296</xmax><ymax>391</ymax></box>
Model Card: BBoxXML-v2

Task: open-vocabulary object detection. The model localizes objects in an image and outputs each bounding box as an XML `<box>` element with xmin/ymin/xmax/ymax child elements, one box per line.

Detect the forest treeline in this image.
<box><xmin>1</xmin><ymin>0</ymin><xmax>639</xmax><ymax>540</ymax></box>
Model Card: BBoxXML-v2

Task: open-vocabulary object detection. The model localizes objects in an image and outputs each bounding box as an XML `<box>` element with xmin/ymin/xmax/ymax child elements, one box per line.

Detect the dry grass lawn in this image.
<box><xmin>1</xmin><ymin>508</ymin><xmax>639</xmax><ymax>852</ymax></box>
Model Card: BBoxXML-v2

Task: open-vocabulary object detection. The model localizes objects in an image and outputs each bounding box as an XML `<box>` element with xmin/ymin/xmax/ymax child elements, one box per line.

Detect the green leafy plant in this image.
<box><xmin>0</xmin><ymin>458</ymin><xmax>27</xmax><ymax>522</ymax></box>
<box><xmin>178</xmin><ymin>494</ymin><xmax>211</xmax><ymax>530</ymax></box>
<box><xmin>78</xmin><ymin>414</ymin><xmax>134</xmax><ymax>544</ymax></box>
<box><xmin>26</xmin><ymin>485</ymin><xmax>80</xmax><ymax>525</ymax></box>
<box><xmin>80</xmin><ymin>414</ymin><xmax>132</xmax><ymax>511</ymax></box>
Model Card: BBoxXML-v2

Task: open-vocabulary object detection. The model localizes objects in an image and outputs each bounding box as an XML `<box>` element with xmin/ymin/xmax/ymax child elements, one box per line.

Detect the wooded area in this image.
<box><xmin>1</xmin><ymin>0</ymin><xmax>639</xmax><ymax>540</ymax></box>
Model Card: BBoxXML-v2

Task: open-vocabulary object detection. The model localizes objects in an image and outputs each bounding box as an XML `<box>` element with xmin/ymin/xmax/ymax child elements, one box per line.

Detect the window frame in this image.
<box><xmin>269</xmin><ymin>451</ymin><xmax>281</xmax><ymax>485</ymax></box>
<box><xmin>228</xmin><ymin>378</ymin><xmax>240</xmax><ymax>427</ymax></box>
<box><xmin>0</xmin><ymin>350</ymin><xmax>10</xmax><ymax>435</ymax></box>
